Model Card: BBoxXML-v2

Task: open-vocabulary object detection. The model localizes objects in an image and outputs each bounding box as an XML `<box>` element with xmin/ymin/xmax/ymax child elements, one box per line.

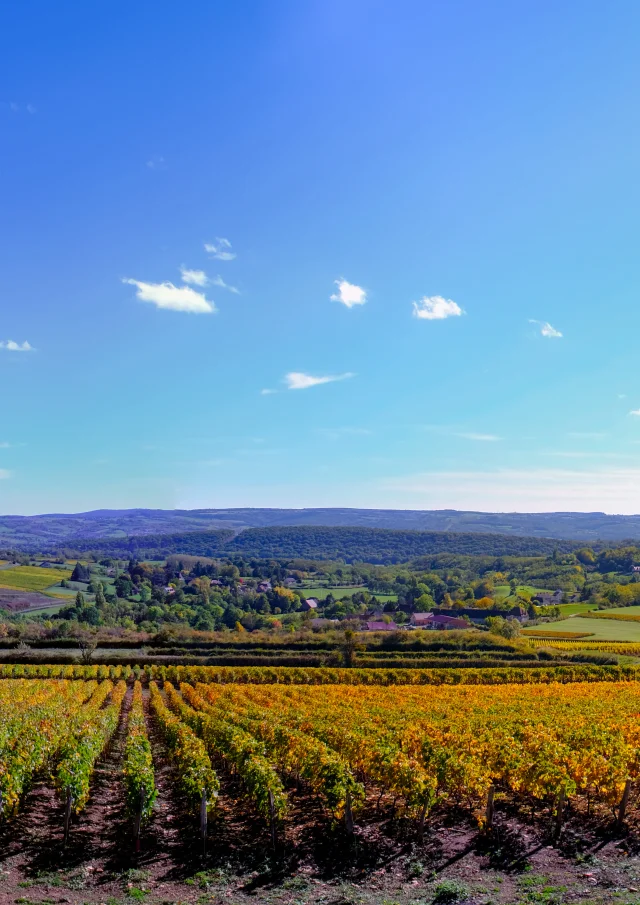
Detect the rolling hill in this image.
<box><xmin>2</xmin><ymin>507</ymin><xmax>640</xmax><ymax>551</ymax></box>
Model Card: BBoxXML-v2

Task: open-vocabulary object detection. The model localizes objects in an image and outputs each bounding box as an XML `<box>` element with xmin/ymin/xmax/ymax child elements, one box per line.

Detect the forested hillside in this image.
<box><xmin>38</xmin><ymin>525</ymin><xmax>581</xmax><ymax>563</ymax></box>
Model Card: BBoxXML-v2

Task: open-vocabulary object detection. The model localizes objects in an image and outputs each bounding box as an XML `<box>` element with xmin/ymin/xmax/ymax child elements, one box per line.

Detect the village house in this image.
<box><xmin>311</xmin><ymin>617</ymin><xmax>339</xmax><ymax>628</ymax></box>
<box><xmin>363</xmin><ymin>620</ymin><xmax>398</xmax><ymax>632</ymax></box>
<box><xmin>257</xmin><ymin>580</ymin><xmax>272</xmax><ymax>593</ymax></box>
<box><xmin>301</xmin><ymin>597</ymin><xmax>319</xmax><ymax>612</ymax></box>
<box><xmin>532</xmin><ymin>590</ymin><xmax>565</xmax><ymax>606</ymax></box>
<box><xmin>410</xmin><ymin>612</ymin><xmax>469</xmax><ymax>630</ymax></box>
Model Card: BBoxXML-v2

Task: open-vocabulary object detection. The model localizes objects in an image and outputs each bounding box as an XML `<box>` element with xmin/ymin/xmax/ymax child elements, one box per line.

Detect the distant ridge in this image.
<box><xmin>2</xmin><ymin>506</ymin><xmax>640</xmax><ymax>548</ymax></box>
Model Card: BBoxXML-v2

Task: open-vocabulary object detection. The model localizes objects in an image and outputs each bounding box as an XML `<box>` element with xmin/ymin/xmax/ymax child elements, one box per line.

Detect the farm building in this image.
<box><xmin>363</xmin><ymin>620</ymin><xmax>398</xmax><ymax>632</ymax></box>
<box><xmin>410</xmin><ymin>612</ymin><xmax>469</xmax><ymax>630</ymax></box>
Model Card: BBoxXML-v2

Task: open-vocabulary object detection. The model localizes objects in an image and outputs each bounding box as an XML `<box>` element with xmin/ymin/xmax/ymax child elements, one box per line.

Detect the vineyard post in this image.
<box><xmin>200</xmin><ymin>789</ymin><xmax>208</xmax><ymax>857</ymax></box>
<box><xmin>268</xmin><ymin>789</ymin><xmax>277</xmax><ymax>849</ymax></box>
<box><xmin>134</xmin><ymin>786</ymin><xmax>145</xmax><ymax>853</ymax></box>
<box><xmin>63</xmin><ymin>791</ymin><xmax>73</xmax><ymax>846</ymax></box>
<box><xmin>418</xmin><ymin>800</ymin><xmax>428</xmax><ymax>842</ymax></box>
<box><xmin>345</xmin><ymin>791</ymin><xmax>354</xmax><ymax>836</ymax></box>
<box><xmin>486</xmin><ymin>785</ymin><xmax>496</xmax><ymax>830</ymax></box>
<box><xmin>617</xmin><ymin>779</ymin><xmax>632</xmax><ymax>830</ymax></box>
<box><xmin>554</xmin><ymin>788</ymin><xmax>565</xmax><ymax>842</ymax></box>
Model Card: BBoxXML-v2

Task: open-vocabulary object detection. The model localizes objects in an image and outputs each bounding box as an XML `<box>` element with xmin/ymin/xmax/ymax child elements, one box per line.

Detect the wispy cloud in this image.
<box><xmin>530</xmin><ymin>319</ymin><xmax>563</xmax><ymax>338</ymax></box>
<box><xmin>543</xmin><ymin>451</ymin><xmax>634</xmax><ymax>459</ymax></box>
<box><xmin>8</xmin><ymin>102</ymin><xmax>36</xmax><ymax>114</ymax></box>
<box><xmin>455</xmin><ymin>432</ymin><xmax>501</xmax><ymax>442</ymax></box>
<box><xmin>260</xmin><ymin>388</ymin><xmax>277</xmax><ymax>396</ymax></box>
<box><xmin>146</xmin><ymin>155</ymin><xmax>166</xmax><ymax>170</ymax></box>
<box><xmin>123</xmin><ymin>278</ymin><xmax>215</xmax><ymax>314</ymax></box>
<box><xmin>0</xmin><ymin>442</ymin><xmax>10</xmax><ymax>449</ymax></box>
<box><xmin>630</xmin><ymin>409</ymin><xmax>640</xmax><ymax>417</ymax></box>
<box><xmin>180</xmin><ymin>266</ymin><xmax>209</xmax><ymax>287</ymax></box>
<box><xmin>285</xmin><ymin>371</ymin><xmax>355</xmax><ymax>390</ymax></box>
<box><xmin>567</xmin><ymin>432</ymin><xmax>607</xmax><ymax>439</ymax></box>
<box><xmin>330</xmin><ymin>279</ymin><xmax>367</xmax><ymax>308</ymax></box>
<box><xmin>211</xmin><ymin>275</ymin><xmax>240</xmax><ymax>294</ymax></box>
<box><xmin>412</xmin><ymin>296</ymin><xmax>463</xmax><ymax>320</ymax></box>
<box><xmin>421</xmin><ymin>425</ymin><xmax>500</xmax><ymax>442</ymax></box>
<box><xmin>0</xmin><ymin>469</ymin><xmax>10</xmax><ymax>479</ymax></box>
<box><xmin>316</xmin><ymin>427</ymin><xmax>372</xmax><ymax>440</ymax></box>
<box><xmin>205</xmin><ymin>238</ymin><xmax>236</xmax><ymax>261</ymax></box>
<box><xmin>382</xmin><ymin>467</ymin><xmax>640</xmax><ymax>512</ymax></box>
<box><xmin>0</xmin><ymin>340</ymin><xmax>34</xmax><ymax>352</ymax></box>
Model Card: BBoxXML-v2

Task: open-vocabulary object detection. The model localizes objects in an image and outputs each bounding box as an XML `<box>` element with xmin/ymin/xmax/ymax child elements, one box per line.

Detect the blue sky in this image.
<box><xmin>3</xmin><ymin>0</ymin><xmax>640</xmax><ymax>515</ymax></box>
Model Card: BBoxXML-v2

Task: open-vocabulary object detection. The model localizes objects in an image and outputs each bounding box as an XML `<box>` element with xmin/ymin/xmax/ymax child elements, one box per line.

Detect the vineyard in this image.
<box><xmin>4</xmin><ymin>660</ymin><xmax>640</xmax><ymax>685</ymax></box>
<box><xmin>4</xmin><ymin>669</ymin><xmax>640</xmax><ymax>902</ymax></box>
<box><xmin>527</xmin><ymin>638</ymin><xmax>640</xmax><ymax>656</ymax></box>
<box><xmin>3</xmin><ymin>669</ymin><xmax>640</xmax><ymax>841</ymax></box>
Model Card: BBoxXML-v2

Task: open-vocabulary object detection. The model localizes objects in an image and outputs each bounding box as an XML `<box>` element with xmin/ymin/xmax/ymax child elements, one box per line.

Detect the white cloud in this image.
<box><xmin>180</xmin><ymin>266</ymin><xmax>209</xmax><ymax>287</ymax></box>
<box><xmin>630</xmin><ymin>410</ymin><xmax>640</xmax><ymax>417</ymax></box>
<box><xmin>412</xmin><ymin>296</ymin><xmax>463</xmax><ymax>320</ymax></box>
<box><xmin>330</xmin><ymin>279</ymin><xmax>367</xmax><ymax>308</ymax></box>
<box><xmin>205</xmin><ymin>238</ymin><xmax>236</xmax><ymax>261</ymax></box>
<box><xmin>211</xmin><ymin>275</ymin><xmax>240</xmax><ymax>294</ymax></box>
<box><xmin>529</xmin><ymin>319</ymin><xmax>563</xmax><ymax>338</ymax></box>
<box><xmin>260</xmin><ymin>388</ymin><xmax>277</xmax><ymax>395</ymax></box>
<box><xmin>456</xmin><ymin>432</ymin><xmax>501</xmax><ymax>442</ymax></box>
<box><xmin>285</xmin><ymin>371</ymin><xmax>355</xmax><ymax>390</ymax></box>
<box><xmin>123</xmin><ymin>278</ymin><xmax>215</xmax><ymax>314</ymax></box>
<box><xmin>146</xmin><ymin>155</ymin><xmax>166</xmax><ymax>170</ymax></box>
<box><xmin>0</xmin><ymin>340</ymin><xmax>34</xmax><ymax>352</ymax></box>
<box><xmin>381</xmin><ymin>467</ymin><xmax>640</xmax><ymax>513</ymax></box>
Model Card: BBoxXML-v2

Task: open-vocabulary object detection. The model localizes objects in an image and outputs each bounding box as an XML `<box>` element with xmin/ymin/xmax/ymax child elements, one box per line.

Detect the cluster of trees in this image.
<box><xmin>47</xmin><ymin>558</ymin><xmax>319</xmax><ymax>633</ymax></box>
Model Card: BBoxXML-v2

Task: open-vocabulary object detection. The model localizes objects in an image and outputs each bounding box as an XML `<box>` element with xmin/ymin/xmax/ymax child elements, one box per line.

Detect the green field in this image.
<box><xmin>552</xmin><ymin>602</ymin><xmax>595</xmax><ymax>615</ymax></box>
<box><xmin>23</xmin><ymin>602</ymin><xmax>68</xmax><ymax>615</ymax></box>
<box><xmin>494</xmin><ymin>584</ymin><xmax>554</xmax><ymax>598</ymax></box>
<box><xmin>0</xmin><ymin>565</ymin><xmax>72</xmax><ymax>592</ymax></box>
<box><xmin>300</xmin><ymin>585</ymin><xmax>397</xmax><ymax>602</ymax></box>
<box><xmin>601</xmin><ymin>605</ymin><xmax>640</xmax><ymax>616</ymax></box>
<box><xmin>530</xmin><ymin>615</ymin><xmax>640</xmax><ymax>642</ymax></box>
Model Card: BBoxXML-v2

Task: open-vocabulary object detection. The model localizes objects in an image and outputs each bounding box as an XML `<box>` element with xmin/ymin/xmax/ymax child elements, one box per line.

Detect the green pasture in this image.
<box><xmin>494</xmin><ymin>584</ymin><xmax>554</xmax><ymax>598</ymax></box>
<box><xmin>22</xmin><ymin>602</ymin><xmax>68</xmax><ymax>616</ymax></box>
<box><xmin>551</xmin><ymin>602</ymin><xmax>595</xmax><ymax>615</ymax></box>
<box><xmin>300</xmin><ymin>585</ymin><xmax>397</xmax><ymax>602</ymax></box>
<box><xmin>531</xmin><ymin>616</ymin><xmax>640</xmax><ymax>642</ymax></box>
